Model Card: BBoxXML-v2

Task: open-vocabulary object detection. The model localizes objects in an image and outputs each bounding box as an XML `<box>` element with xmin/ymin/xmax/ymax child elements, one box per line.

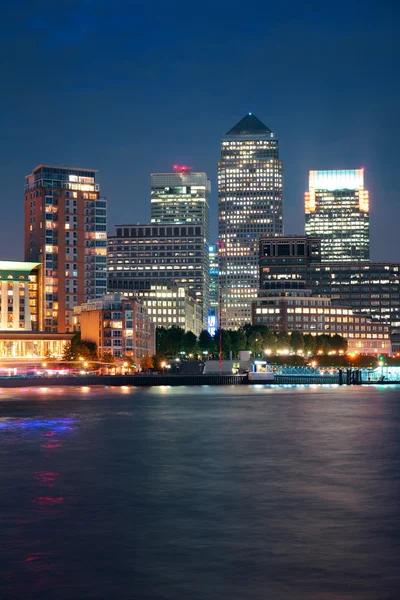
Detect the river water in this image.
<box><xmin>0</xmin><ymin>384</ymin><xmax>399</xmax><ymax>599</ymax></box>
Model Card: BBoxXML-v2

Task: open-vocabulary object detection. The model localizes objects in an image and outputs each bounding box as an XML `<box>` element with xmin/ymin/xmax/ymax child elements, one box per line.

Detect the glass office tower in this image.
<box><xmin>151</xmin><ymin>167</ymin><xmax>210</xmax><ymax>238</ymax></box>
<box><xmin>218</xmin><ymin>113</ymin><xmax>283</xmax><ymax>328</ymax></box>
<box><xmin>305</xmin><ymin>169</ymin><xmax>369</xmax><ymax>262</ymax></box>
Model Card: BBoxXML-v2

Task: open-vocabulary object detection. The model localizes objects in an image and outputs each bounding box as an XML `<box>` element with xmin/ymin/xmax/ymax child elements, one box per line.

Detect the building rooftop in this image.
<box><xmin>0</xmin><ymin>261</ymin><xmax>40</xmax><ymax>280</ymax></box>
<box><xmin>32</xmin><ymin>164</ymin><xmax>98</xmax><ymax>174</ymax></box>
<box><xmin>225</xmin><ymin>113</ymin><xmax>273</xmax><ymax>136</ymax></box>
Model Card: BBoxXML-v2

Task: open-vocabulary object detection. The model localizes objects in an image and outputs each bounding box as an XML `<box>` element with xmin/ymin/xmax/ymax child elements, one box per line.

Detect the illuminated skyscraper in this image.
<box><xmin>151</xmin><ymin>167</ymin><xmax>210</xmax><ymax>240</ymax></box>
<box><xmin>305</xmin><ymin>169</ymin><xmax>369</xmax><ymax>262</ymax></box>
<box><xmin>151</xmin><ymin>166</ymin><xmax>210</xmax><ymax>314</ymax></box>
<box><xmin>218</xmin><ymin>113</ymin><xmax>283</xmax><ymax>328</ymax></box>
<box><xmin>25</xmin><ymin>165</ymin><xmax>107</xmax><ymax>333</ymax></box>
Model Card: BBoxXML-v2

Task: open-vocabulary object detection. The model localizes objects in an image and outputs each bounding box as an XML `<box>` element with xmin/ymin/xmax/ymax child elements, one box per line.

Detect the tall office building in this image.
<box><xmin>305</xmin><ymin>169</ymin><xmax>369</xmax><ymax>261</ymax></box>
<box><xmin>151</xmin><ymin>166</ymin><xmax>210</xmax><ymax>234</ymax></box>
<box><xmin>218</xmin><ymin>113</ymin><xmax>283</xmax><ymax>328</ymax></box>
<box><xmin>25</xmin><ymin>165</ymin><xmax>107</xmax><ymax>333</ymax></box>
<box><xmin>151</xmin><ymin>166</ymin><xmax>210</xmax><ymax>313</ymax></box>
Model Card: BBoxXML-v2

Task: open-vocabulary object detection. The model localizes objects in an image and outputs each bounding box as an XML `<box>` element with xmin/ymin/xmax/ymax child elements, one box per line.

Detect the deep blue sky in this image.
<box><xmin>1</xmin><ymin>0</ymin><xmax>399</xmax><ymax>261</ymax></box>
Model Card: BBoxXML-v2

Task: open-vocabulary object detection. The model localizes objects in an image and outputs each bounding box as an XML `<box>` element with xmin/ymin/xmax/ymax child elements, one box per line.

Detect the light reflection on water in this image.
<box><xmin>0</xmin><ymin>385</ymin><xmax>399</xmax><ymax>599</ymax></box>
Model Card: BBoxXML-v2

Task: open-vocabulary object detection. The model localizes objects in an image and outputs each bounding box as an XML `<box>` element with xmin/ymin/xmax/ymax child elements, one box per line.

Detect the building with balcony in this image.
<box><xmin>0</xmin><ymin>261</ymin><xmax>73</xmax><ymax>362</ymax></box>
<box><xmin>73</xmin><ymin>294</ymin><xmax>155</xmax><ymax>361</ymax></box>
<box><xmin>25</xmin><ymin>164</ymin><xmax>107</xmax><ymax>333</ymax></box>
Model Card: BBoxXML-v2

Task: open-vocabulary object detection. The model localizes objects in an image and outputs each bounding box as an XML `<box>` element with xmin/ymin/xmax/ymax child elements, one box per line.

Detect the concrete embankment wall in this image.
<box><xmin>0</xmin><ymin>373</ymin><xmax>346</xmax><ymax>388</ymax></box>
<box><xmin>0</xmin><ymin>374</ymin><xmax>248</xmax><ymax>388</ymax></box>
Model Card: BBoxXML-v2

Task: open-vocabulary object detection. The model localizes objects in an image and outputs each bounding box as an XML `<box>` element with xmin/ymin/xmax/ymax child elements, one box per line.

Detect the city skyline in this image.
<box><xmin>1</xmin><ymin>1</ymin><xmax>398</xmax><ymax>262</ymax></box>
<box><xmin>4</xmin><ymin>131</ymin><xmax>396</xmax><ymax>265</ymax></box>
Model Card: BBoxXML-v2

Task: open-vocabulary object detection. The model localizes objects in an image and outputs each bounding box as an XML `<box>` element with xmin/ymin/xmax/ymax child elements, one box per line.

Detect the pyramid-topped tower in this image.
<box><xmin>218</xmin><ymin>114</ymin><xmax>283</xmax><ymax>328</ymax></box>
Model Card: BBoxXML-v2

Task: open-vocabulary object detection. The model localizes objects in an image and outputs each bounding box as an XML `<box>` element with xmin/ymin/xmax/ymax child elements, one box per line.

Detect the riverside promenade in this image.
<box><xmin>0</xmin><ymin>372</ymin><xmax>351</xmax><ymax>388</ymax></box>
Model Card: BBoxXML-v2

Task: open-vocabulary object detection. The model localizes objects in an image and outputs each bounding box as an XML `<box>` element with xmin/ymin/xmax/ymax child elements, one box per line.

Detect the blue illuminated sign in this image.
<box><xmin>207</xmin><ymin>314</ymin><xmax>218</xmax><ymax>337</ymax></box>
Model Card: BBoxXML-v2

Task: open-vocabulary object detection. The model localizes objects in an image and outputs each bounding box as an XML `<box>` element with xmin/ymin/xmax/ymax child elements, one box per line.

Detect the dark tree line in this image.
<box><xmin>156</xmin><ymin>325</ymin><xmax>348</xmax><ymax>359</ymax></box>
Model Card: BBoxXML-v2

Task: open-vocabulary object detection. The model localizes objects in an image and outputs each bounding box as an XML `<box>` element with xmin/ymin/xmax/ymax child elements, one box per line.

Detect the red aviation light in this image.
<box><xmin>173</xmin><ymin>165</ymin><xmax>193</xmax><ymax>173</ymax></box>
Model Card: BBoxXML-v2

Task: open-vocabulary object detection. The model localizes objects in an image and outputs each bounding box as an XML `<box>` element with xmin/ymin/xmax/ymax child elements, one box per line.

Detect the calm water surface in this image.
<box><xmin>0</xmin><ymin>384</ymin><xmax>400</xmax><ymax>599</ymax></box>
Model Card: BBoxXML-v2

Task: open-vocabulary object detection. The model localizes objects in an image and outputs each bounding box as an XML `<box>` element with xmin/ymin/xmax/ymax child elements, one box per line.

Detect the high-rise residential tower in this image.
<box><xmin>25</xmin><ymin>165</ymin><xmax>107</xmax><ymax>333</ymax></box>
<box><xmin>305</xmin><ymin>169</ymin><xmax>369</xmax><ymax>262</ymax></box>
<box><xmin>218</xmin><ymin>113</ymin><xmax>283</xmax><ymax>328</ymax></box>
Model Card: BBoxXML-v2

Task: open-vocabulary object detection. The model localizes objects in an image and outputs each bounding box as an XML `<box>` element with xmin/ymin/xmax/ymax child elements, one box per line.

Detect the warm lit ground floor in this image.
<box><xmin>0</xmin><ymin>332</ymin><xmax>74</xmax><ymax>361</ymax></box>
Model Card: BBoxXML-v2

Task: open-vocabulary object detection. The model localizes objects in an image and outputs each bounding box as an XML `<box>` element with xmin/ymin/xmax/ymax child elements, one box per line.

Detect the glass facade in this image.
<box><xmin>151</xmin><ymin>171</ymin><xmax>210</xmax><ymax>233</ymax></box>
<box><xmin>305</xmin><ymin>169</ymin><xmax>369</xmax><ymax>261</ymax></box>
<box><xmin>218</xmin><ymin>114</ymin><xmax>283</xmax><ymax>328</ymax></box>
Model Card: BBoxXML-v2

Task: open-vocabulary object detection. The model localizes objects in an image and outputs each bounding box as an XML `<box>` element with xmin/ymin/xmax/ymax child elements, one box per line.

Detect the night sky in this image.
<box><xmin>1</xmin><ymin>0</ymin><xmax>398</xmax><ymax>261</ymax></box>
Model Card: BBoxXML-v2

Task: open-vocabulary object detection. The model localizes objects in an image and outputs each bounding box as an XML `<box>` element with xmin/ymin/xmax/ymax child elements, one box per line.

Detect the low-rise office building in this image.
<box><xmin>252</xmin><ymin>291</ymin><xmax>391</xmax><ymax>355</ymax></box>
<box><xmin>120</xmin><ymin>285</ymin><xmax>203</xmax><ymax>336</ymax></box>
<box><xmin>259</xmin><ymin>235</ymin><xmax>400</xmax><ymax>350</ymax></box>
<box><xmin>73</xmin><ymin>293</ymin><xmax>155</xmax><ymax>362</ymax></box>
